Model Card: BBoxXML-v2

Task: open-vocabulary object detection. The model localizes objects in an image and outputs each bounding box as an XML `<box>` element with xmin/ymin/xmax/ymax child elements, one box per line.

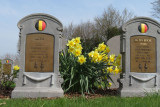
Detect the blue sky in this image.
<box><xmin>0</xmin><ymin>0</ymin><xmax>156</xmax><ymax>57</ymax></box>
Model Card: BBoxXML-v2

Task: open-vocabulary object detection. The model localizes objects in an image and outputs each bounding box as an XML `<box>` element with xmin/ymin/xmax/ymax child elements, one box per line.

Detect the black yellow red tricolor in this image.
<box><xmin>35</xmin><ymin>20</ymin><xmax>46</xmax><ymax>31</ymax></box>
<box><xmin>138</xmin><ymin>23</ymin><xmax>148</xmax><ymax>33</ymax></box>
<box><xmin>6</xmin><ymin>60</ymin><xmax>9</xmax><ymax>63</ymax></box>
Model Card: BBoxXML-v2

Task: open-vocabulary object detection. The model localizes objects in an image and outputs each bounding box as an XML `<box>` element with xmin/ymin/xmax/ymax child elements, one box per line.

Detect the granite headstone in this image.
<box><xmin>118</xmin><ymin>17</ymin><xmax>160</xmax><ymax>97</ymax></box>
<box><xmin>2</xmin><ymin>59</ymin><xmax>13</xmax><ymax>75</ymax></box>
<box><xmin>12</xmin><ymin>13</ymin><xmax>64</xmax><ymax>98</ymax></box>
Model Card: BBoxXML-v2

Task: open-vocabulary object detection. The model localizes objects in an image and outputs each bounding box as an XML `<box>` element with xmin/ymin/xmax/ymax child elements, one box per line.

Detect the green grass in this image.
<box><xmin>0</xmin><ymin>95</ymin><xmax>160</xmax><ymax>107</ymax></box>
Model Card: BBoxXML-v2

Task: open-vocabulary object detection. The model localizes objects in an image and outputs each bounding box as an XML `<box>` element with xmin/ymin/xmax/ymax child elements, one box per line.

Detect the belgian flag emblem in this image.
<box><xmin>6</xmin><ymin>60</ymin><xmax>9</xmax><ymax>63</ymax></box>
<box><xmin>35</xmin><ymin>20</ymin><xmax>46</xmax><ymax>31</ymax></box>
<box><xmin>138</xmin><ymin>23</ymin><xmax>148</xmax><ymax>33</ymax></box>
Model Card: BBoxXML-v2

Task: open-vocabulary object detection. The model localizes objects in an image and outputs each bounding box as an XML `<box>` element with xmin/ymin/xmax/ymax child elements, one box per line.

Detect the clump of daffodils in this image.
<box><xmin>14</xmin><ymin>65</ymin><xmax>20</xmax><ymax>71</ymax></box>
<box><xmin>88</xmin><ymin>42</ymin><xmax>121</xmax><ymax>74</ymax></box>
<box><xmin>62</xmin><ymin>37</ymin><xmax>122</xmax><ymax>93</ymax></box>
<box><xmin>67</xmin><ymin>37</ymin><xmax>86</xmax><ymax>65</ymax></box>
<box><xmin>66</xmin><ymin>38</ymin><xmax>121</xmax><ymax>74</ymax></box>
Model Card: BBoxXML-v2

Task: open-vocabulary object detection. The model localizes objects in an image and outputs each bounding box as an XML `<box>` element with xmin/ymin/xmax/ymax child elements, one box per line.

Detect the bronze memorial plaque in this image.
<box><xmin>25</xmin><ymin>34</ymin><xmax>54</xmax><ymax>72</ymax></box>
<box><xmin>130</xmin><ymin>36</ymin><xmax>156</xmax><ymax>73</ymax></box>
<box><xmin>3</xmin><ymin>64</ymin><xmax>11</xmax><ymax>74</ymax></box>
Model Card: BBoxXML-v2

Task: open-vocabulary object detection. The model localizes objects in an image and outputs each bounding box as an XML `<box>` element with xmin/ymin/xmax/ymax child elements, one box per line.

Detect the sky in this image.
<box><xmin>0</xmin><ymin>0</ymin><xmax>156</xmax><ymax>57</ymax></box>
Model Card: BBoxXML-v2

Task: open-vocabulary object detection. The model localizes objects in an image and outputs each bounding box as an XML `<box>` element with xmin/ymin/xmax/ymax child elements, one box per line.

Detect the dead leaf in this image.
<box><xmin>0</xmin><ymin>102</ymin><xmax>6</xmax><ymax>106</ymax></box>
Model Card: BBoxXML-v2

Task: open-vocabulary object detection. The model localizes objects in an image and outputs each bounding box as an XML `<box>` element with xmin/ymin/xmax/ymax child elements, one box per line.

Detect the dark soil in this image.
<box><xmin>0</xmin><ymin>88</ymin><xmax>118</xmax><ymax>99</ymax></box>
<box><xmin>65</xmin><ymin>88</ymin><xmax>119</xmax><ymax>99</ymax></box>
<box><xmin>0</xmin><ymin>89</ymin><xmax>13</xmax><ymax>99</ymax></box>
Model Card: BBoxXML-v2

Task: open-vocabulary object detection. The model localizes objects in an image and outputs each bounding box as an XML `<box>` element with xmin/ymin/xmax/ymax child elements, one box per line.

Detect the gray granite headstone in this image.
<box><xmin>11</xmin><ymin>13</ymin><xmax>64</xmax><ymax>98</ymax></box>
<box><xmin>118</xmin><ymin>17</ymin><xmax>160</xmax><ymax>97</ymax></box>
<box><xmin>2</xmin><ymin>59</ymin><xmax>13</xmax><ymax>75</ymax></box>
<box><xmin>107</xmin><ymin>35</ymin><xmax>121</xmax><ymax>89</ymax></box>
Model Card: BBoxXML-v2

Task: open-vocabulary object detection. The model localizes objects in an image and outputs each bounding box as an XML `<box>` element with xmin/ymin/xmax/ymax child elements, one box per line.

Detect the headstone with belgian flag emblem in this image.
<box><xmin>118</xmin><ymin>17</ymin><xmax>160</xmax><ymax>97</ymax></box>
<box><xmin>2</xmin><ymin>59</ymin><xmax>13</xmax><ymax>75</ymax></box>
<box><xmin>12</xmin><ymin>13</ymin><xmax>64</xmax><ymax>98</ymax></box>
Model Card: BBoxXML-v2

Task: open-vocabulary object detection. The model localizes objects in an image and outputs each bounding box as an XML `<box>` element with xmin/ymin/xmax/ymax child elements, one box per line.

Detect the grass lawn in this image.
<box><xmin>0</xmin><ymin>95</ymin><xmax>160</xmax><ymax>107</ymax></box>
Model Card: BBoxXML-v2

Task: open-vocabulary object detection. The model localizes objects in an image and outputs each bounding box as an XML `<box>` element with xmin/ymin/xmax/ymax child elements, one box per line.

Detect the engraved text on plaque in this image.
<box><xmin>3</xmin><ymin>64</ymin><xmax>11</xmax><ymax>74</ymax></box>
<box><xmin>130</xmin><ymin>36</ymin><xmax>156</xmax><ymax>73</ymax></box>
<box><xmin>25</xmin><ymin>34</ymin><xmax>54</xmax><ymax>72</ymax></box>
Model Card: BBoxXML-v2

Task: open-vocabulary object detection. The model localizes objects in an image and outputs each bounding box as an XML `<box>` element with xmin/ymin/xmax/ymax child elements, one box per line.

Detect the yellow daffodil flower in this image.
<box><xmin>14</xmin><ymin>65</ymin><xmax>20</xmax><ymax>71</ymax></box>
<box><xmin>77</xmin><ymin>55</ymin><xmax>86</xmax><ymax>65</ymax></box>
<box><xmin>74</xmin><ymin>49</ymin><xmax>81</xmax><ymax>57</ymax></box>
<box><xmin>105</xmin><ymin>46</ymin><xmax>110</xmax><ymax>53</ymax></box>
<box><xmin>68</xmin><ymin>47</ymin><xmax>74</xmax><ymax>53</ymax></box>
<box><xmin>74</xmin><ymin>37</ymin><xmax>81</xmax><ymax>44</ymax></box>
<box><xmin>110</xmin><ymin>54</ymin><xmax>115</xmax><ymax>62</ymax></box>
<box><xmin>108</xmin><ymin>82</ymin><xmax>112</xmax><ymax>87</ymax></box>
<box><xmin>67</xmin><ymin>40</ymin><xmax>75</xmax><ymax>47</ymax></box>
<box><xmin>116</xmin><ymin>59</ymin><xmax>121</xmax><ymax>66</ymax></box>
<box><xmin>107</xmin><ymin>66</ymin><xmax>113</xmax><ymax>73</ymax></box>
<box><xmin>88</xmin><ymin>51</ymin><xmax>94</xmax><ymax>57</ymax></box>
<box><xmin>75</xmin><ymin>44</ymin><xmax>83</xmax><ymax>50</ymax></box>
<box><xmin>117</xmin><ymin>54</ymin><xmax>122</xmax><ymax>59</ymax></box>
<box><xmin>97</xmin><ymin>55</ymin><xmax>103</xmax><ymax>62</ymax></box>
<box><xmin>114</xmin><ymin>66</ymin><xmax>119</xmax><ymax>74</ymax></box>
<box><xmin>103</xmin><ymin>55</ymin><xmax>108</xmax><ymax>62</ymax></box>
<box><xmin>98</xmin><ymin>42</ymin><xmax>107</xmax><ymax>52</ymax></box>
<box><xmin>93</xmin><ymin>51</ymin><xmax>99</xmax><ymax>58</ymax></box>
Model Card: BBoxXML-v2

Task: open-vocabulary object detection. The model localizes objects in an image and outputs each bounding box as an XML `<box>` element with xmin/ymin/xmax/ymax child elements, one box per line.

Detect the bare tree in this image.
<box><xmin>63</xmin><ymin>23</ymin><xmax>75</xmax><ymax>39</ymax></box>
<box><xmin>151</xmin><ymin>0</ymin><xmax>160</xmax><ymax>19</ymax></box>
<box><xmin>94</xmin><ymin>5</ymin><xmax>134</xmax><ymax>41</ymax></box>
<box><xmin>63</xmin><ymin>6</ymin><xmax>134</xmax><ymax>44</ymax></box>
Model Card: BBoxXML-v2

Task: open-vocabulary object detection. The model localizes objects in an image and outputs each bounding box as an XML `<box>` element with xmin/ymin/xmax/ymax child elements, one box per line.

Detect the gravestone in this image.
<box><xmin>11</xmin><ymin>13</ymin><xmax>64</xmax><ymax>98</ymax></box>
<box><xmin>118</xmin><ymin>17</ymin><xmax>160</xmax><ymax>97</ymax></box>
<box><xmin>2</xmin><ymin>59</ymin><xmax>13</xmax><ymax>75</ymax></box>
<box><xmin>107</xmin><ymin>35</ymin><xmax>121</xmax><ymax>88</ymax></box>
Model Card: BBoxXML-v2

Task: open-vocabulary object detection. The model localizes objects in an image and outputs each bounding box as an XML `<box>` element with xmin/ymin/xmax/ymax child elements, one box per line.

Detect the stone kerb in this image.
<box><xmin>118</xmin><ymin>17</ymin><xmax>160</xmax><ymax>97</ymax></box>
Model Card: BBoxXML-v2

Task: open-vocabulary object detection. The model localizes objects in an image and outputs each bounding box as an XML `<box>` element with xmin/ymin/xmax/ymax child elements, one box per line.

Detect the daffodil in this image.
<box><xmin>67</xmin><ymin>40</ymin><xmax>75</xmax><ymax>47</ymax></box>
<box><xmin>74</xmin><ymin>37</ymin><xmax>81</xmax><ymax>44</ymax></box>
<box><xmin>77</xmin><ymin>55</ymin><xmax>86</xmax><ymax>65</ymax></box>
<box><xmin>117</xmin><ymin>54</ymin><xmax>122</xmax><ymax>59</ymax></box>
<box><xmin>14</xmin><ymin>65</ymin><xmax>20</xmax><ymax>71</ymax></box>
<box><xmin>74</xmin><ymin>49</ymin><xmax>81</xmax><ymax>57</ymax></box>
<box><xmin>88</xmin><ymin>51</ymin><xmax>94</xmax><ymax>57</ymax></box>
<box><xmin>91</xmin><ymin>51</ymin><xmax>100</xmax><ymax>63</ymax></box>
<box><xmin>108</xmin><ymin>82</ymin><xmax>112</xmax><ymax>87</ymax></box>
<box><xmin>93</xmin><ymin>51</ymin><xmax>99</xmax><ymax>58</ymax></box>
<box><xmin>75</xmin><ymin>44</ymin><xmax>83</xmax><ymax>50</ymax></box>
<box><xmin>105</xmin><ymin>46</ymin><xmax>110</xmax><ymax>53</ymax></box>
<box><xmin>115</xmin><ymin>59</ymin><xmax>121</xmax><ymax>66</ymax></box>
<box><xmin>110</xmin><ymin>54</ymin><xmax>115</xmax><ymax>62</ymax></box>
<box><xmin>98</xmin><ymin>42</ymin><xmax>106</xmax><ymax>52</ymax></box>
<box><xmin>107</xmin><ymin>66</ymin><xmax>113</xmax><ymax>73</ymax></box>
<box><xmin>61</xmin><ymin>52</ymin><xmax>64</xmax><ymax>56</ymax></box>
<box><xmin>114</xmin><ymin>66</ymin><xmax>119</xmax><ymax>74</ymax></box>
<box><xmin>68</xmin><ymin>47</ymin><xmax>74</xmax><ymax>53</ymax></box>
<box><xmin>103</xmin><ymin>55</ymin><xmax>108</xmax><ymax>62</ymax></box>
<box><xmin>97</xmin><ymin>54</ymin><xmax>103</xmax><ymax>62</ymax></box>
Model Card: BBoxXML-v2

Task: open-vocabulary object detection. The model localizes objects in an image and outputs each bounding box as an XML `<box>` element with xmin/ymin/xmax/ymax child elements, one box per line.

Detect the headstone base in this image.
<box><xmin>119</xmin><ymin>88</ymin><xmax>160</xmax><ymax>97</ymax></box>
<box><xmin>11</xmin><ymin>87</ymin><xmax>63</xmax><ymax>98</ymax></box>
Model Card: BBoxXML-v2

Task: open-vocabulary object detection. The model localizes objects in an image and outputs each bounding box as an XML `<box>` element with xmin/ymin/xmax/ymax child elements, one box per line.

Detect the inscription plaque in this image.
<box><xmin>3</xmin><ymin>64</ymin><xmax>11</xmax><ymax>74</ymax></box>
<box><xmin>130</xmin><ymin>36</ymin><xmax>156</xmax><ymax>73</ymax></box>
<box><xmin>25</xmin><ymin>34</ymin><xmax>54</xmax><ymax>72</ymax></box>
